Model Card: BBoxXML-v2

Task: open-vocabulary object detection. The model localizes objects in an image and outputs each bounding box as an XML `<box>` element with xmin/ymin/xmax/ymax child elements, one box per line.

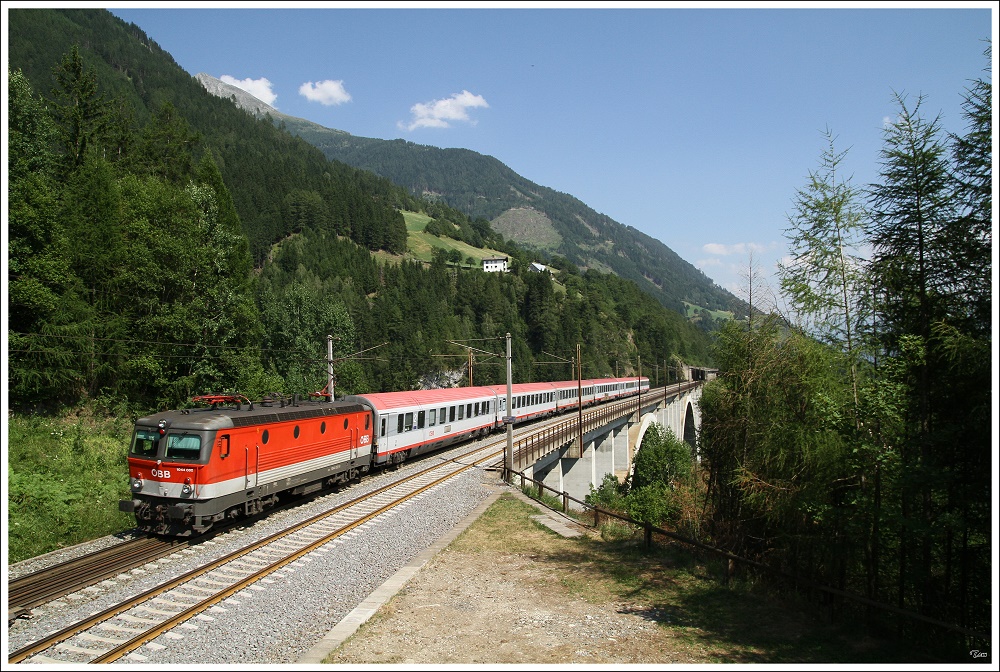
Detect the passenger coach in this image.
<box><xmin>344</xmin><ymin>386</ymin><xmax>500</xmax><ymax>466</ymax></box>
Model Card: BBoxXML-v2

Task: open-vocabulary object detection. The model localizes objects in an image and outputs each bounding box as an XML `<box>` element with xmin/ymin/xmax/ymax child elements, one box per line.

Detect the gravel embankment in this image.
<box><xmin>7</xmin><ymin>444</ymin><xmax>500</xmax><ymax>664</ymax></box>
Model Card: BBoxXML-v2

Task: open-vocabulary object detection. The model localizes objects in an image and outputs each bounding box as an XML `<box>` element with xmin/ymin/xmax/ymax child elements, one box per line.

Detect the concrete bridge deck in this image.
<box><xmin>518</xmin><ymin>382</ymin><xmax>704</xmax><ymax>504</ymax></box>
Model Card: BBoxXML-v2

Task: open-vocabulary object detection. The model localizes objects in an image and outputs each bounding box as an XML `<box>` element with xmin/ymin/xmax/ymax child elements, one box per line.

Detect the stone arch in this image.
<box><xmin>683</xmin><ymin>401</ymin><xmax>698</xmax><ymax>459</ymax></box>
<box><xmin>627</xmin><ymin>412</ymin><xmax>660</xmax><ymax>483</ymax></box>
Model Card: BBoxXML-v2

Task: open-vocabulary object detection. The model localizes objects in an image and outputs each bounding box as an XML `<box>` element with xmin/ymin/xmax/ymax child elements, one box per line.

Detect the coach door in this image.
<box><xmin>384</xmin><ymin>414</ymin><xmax>397</xmax><ymax>454</ymax></box>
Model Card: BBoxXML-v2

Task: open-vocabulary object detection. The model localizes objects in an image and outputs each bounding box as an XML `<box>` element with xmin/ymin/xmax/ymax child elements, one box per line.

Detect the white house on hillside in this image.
<box><xmin>482</xmin><ymin>256</ymin><xmax>509</xmax><ymax>273</ymax></box>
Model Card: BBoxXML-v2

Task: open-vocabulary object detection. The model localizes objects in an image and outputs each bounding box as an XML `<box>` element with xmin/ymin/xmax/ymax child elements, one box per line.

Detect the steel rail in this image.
<box><xmin>8</xmin><ymin>442</ymin><xmax>498</xmax><ymax>665</ymax></box>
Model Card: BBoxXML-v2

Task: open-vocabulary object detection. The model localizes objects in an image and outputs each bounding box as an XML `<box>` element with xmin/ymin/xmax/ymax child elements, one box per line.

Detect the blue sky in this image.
<box><xmin>102</xmin><ymin>2</ymin><xmax>993</xmax><ymax>300</ymax></box>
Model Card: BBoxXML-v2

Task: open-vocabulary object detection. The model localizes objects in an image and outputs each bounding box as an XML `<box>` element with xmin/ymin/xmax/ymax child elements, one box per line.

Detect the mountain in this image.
<box><xmin>195</xmin><ymin>74</ymin><xmax>746</xmax><ymax>320</ymax></box>
<box><xmin>8</xmin><ymin>8</ymin><xmax>718</xmax><ymax>413</ymax></box>
<box><xmin>195</xmin><ymin>73</ymin><xmax>288</xmax><ymax>120</ymax></box>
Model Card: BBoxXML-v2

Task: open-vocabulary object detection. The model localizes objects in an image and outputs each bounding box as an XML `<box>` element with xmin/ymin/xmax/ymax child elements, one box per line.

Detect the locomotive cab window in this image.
<box><xmin>165</xmin><ymin>433</ymin><xmax>202</xmax><ymax>460</ymax></box>
<box><xmin>130</xmin><ymin>430</ymin><xmax>160</xmax><ymax>457</ymax></box>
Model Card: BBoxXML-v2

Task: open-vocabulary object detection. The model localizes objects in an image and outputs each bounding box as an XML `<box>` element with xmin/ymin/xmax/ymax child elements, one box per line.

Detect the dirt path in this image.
<box><xmin>320</xmin><ymin>485</ymin><xmax>922</xmax><ymax>666</ymax></box>
<box><xmin>323</xmin><ymin>488</ymin><xmax>729</xmax><ymax>665</ymax></box>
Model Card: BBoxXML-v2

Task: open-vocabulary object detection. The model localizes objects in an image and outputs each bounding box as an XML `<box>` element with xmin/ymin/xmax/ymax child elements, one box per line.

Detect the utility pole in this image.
<box><xmin>661</xmin><ymin>358</ymin><xmax>667</xmax><ymax>428</ymax></box>
<box><xmin>327</xmin><ymin>335</ymin><xmax>335</xmax><ymax>401</ymax></box>
<box><xmin>323</xmin><ymin>339</ymin><xmax>387</xmax><ymax>401</ymax></box>
<box><xmin>577</xmin><ymin>343</ymin><xmax>583</xmax><ymax>456</ymax></box>
<box><xmin>468</xmin><ymin>349</ymin><xmax>473</xmax><ymax>387</ymax></box>
<box><xmin>637</xmin><ymin>354</ymin><xmax>642</xmax><ymax>419</ymax></box>
<box><xmin>505</xmin><ymin>333</ymin><xmax>513</xmax><ymax>482</ymax></box>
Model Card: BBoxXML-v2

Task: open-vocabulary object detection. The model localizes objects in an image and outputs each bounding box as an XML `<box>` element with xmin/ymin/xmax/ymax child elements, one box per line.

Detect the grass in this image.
<box><xmin>442</xmin><ymin>493</ymin><xmax>936</xmax><ymax>664</ymax></box>
<box><xmin>683</xmin><ymin>300</ymin><xmax>735</xmax><ymax>323</ymax></box>
<box><xmin>7</xmin><ymin>409</ymin><xmax>136</xmax><ymax>563</ymax></box>
<box><xmin>402</xmin><ymin>211</ymin><xmax>508</xmax><ymax>265</ymax></box>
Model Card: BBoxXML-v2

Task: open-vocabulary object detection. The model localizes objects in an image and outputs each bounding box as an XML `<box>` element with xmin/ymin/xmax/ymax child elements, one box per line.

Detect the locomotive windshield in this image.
<box><xmin>130</xmin><ymin>429</ymin><xmax>160</xmax><ymax>457</ymax></box>
<box><xmin>165</xmin><ymin>433</ymin><xmax>203</xmax><ymax>460</ymax></box>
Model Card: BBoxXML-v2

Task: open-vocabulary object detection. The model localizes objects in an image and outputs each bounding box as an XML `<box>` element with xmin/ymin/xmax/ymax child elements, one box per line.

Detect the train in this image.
<box><xmin>119</xmin><ymin>376</ymin><xmax>650</xmax><ymax>536</ymax></box>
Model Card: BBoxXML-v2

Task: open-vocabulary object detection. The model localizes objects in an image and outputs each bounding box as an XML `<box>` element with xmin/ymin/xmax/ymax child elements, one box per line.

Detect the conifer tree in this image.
<box><xmin>49</xmin><ymin>44</ymin><xmax>109</xmax><ymax>173</ymax></box>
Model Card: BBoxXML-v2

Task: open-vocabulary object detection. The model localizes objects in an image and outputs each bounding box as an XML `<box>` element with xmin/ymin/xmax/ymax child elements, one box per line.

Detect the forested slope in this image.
<box><xmin>8</xmin><ymin>8</ymin><xmax>712</xmax><ymax>415</ymax></box>
<box><xmin>197</xmin><ymin>72</ymin><xmax>746</xmax><ymax>318</ymax></box>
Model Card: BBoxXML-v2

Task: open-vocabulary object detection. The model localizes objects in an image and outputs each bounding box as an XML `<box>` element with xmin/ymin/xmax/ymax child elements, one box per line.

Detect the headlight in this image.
<box><xmin>131</xmin><ymin>477</ymin><xmax>143</xmax><ymax>490</ymax></box>
<box><xmin>181</xmin><ymin>484</ymin><xmax>192</xmax><ymax>495</ymax></box>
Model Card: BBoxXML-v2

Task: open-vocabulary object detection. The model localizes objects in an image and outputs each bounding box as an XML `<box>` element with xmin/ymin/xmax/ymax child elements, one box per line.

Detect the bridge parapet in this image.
<box><xmin>512</xmin><ymin>381</ymin><xmax>701</xmax><ymax>471</ymax></box>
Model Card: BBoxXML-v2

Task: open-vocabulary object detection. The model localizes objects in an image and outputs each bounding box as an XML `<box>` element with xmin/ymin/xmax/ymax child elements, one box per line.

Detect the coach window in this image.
<box><xmin>429</xmin><ymin>409</ymin><xmax>437</xmax><ymax>426</ymax></box>
<box><xmin>397</xmin><ymin>415</ymin><xmax>404</xmax><ymax>434</ymax></box>
<box><xmin>381</xmin><ymin>417</ymin><xmax>387</xmax><ymax>437</ymax></box>
<box><xmin>474</xmin><ymin>402</ymin><xmax>479</xmax><ymax>416</ymax></box>
<box><xmin>449</xmin><ymin>406</ymin><xmax>456</xmax><ymax>422</ymax></box>
<box><xmin>458</xmin><ymin>405</ymin><xmax>464</xmax><ymax>420</ymax></box>
<box><xmin>404</xmin><ymin>412</ymin><xmax>413</xmax><ymax>431</ymax></box>
<box><xmin>440</xmin><ymin>407</ymin><xmax>447</xmax><ymax>423</ymax></box>
<box><xmin>417</xmin><ymin>411</ymin><xmax>425</xmax><ymax>429</ymax></box>
<box><xmin>466</xmin><ymin>403</ymin><xmax>472</xmax><ymax>418</ymax></box>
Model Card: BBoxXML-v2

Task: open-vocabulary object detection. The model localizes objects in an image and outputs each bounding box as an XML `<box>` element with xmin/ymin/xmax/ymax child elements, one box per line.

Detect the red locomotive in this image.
<box><xmin>120</xmin><ymin>377</ymin><xmax>649</xmax><ymax>536</ymax></box>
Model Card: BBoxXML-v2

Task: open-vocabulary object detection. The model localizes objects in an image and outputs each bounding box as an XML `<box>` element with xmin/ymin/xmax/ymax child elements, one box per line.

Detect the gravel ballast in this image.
<box><xmin>7</xmin><ymin>445</ymin><xmax>501</xmax><ymax>664</ymax></box>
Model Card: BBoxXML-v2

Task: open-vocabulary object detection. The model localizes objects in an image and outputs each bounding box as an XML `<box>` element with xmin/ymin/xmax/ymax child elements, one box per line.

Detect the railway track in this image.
<box><xmin>7</xmin><ymin>536</ymin><xmax>188</xmax><ymax>623</ymax></box>
<box><xmin>8</xmin><ymin>438</ymin><xmax>505</xmax><ymax>664</ymax></box>
<box><xmin>8</xmin><ymin>393</ymin><xmax>657</xmax><ymax>663</ymax></box>
<box><xmin>5</xmin><ymin>402</ymin><xmax>580</xmax><ymax>620</ymax></box>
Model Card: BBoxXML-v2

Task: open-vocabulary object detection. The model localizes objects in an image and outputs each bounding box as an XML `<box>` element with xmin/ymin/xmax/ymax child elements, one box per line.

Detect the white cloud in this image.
<box><xmin>220</xmin><ymin>75</ymin><xmax>277</xmax><ymax>106</ymax></box>
<box><xmin>399</xmin><ymin>90</ymin><xmax>489</xmax><ymax>131</ymax></box>
<box><xmin>299</xmin><ymin>80</ymin><xmax>352</xmax><ymax>106</ymax></box>
<box><xmin>702</xmin><ymin>242</ymin><xmax>770</xmax><ymax>256</ymax></box>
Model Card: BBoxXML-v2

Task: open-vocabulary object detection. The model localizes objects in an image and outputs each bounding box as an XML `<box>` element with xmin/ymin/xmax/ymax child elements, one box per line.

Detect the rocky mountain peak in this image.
<box><xmin>195</xmin><ymin>72</ymin><xmax>285</xmax><ymax>120</ymax></box>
